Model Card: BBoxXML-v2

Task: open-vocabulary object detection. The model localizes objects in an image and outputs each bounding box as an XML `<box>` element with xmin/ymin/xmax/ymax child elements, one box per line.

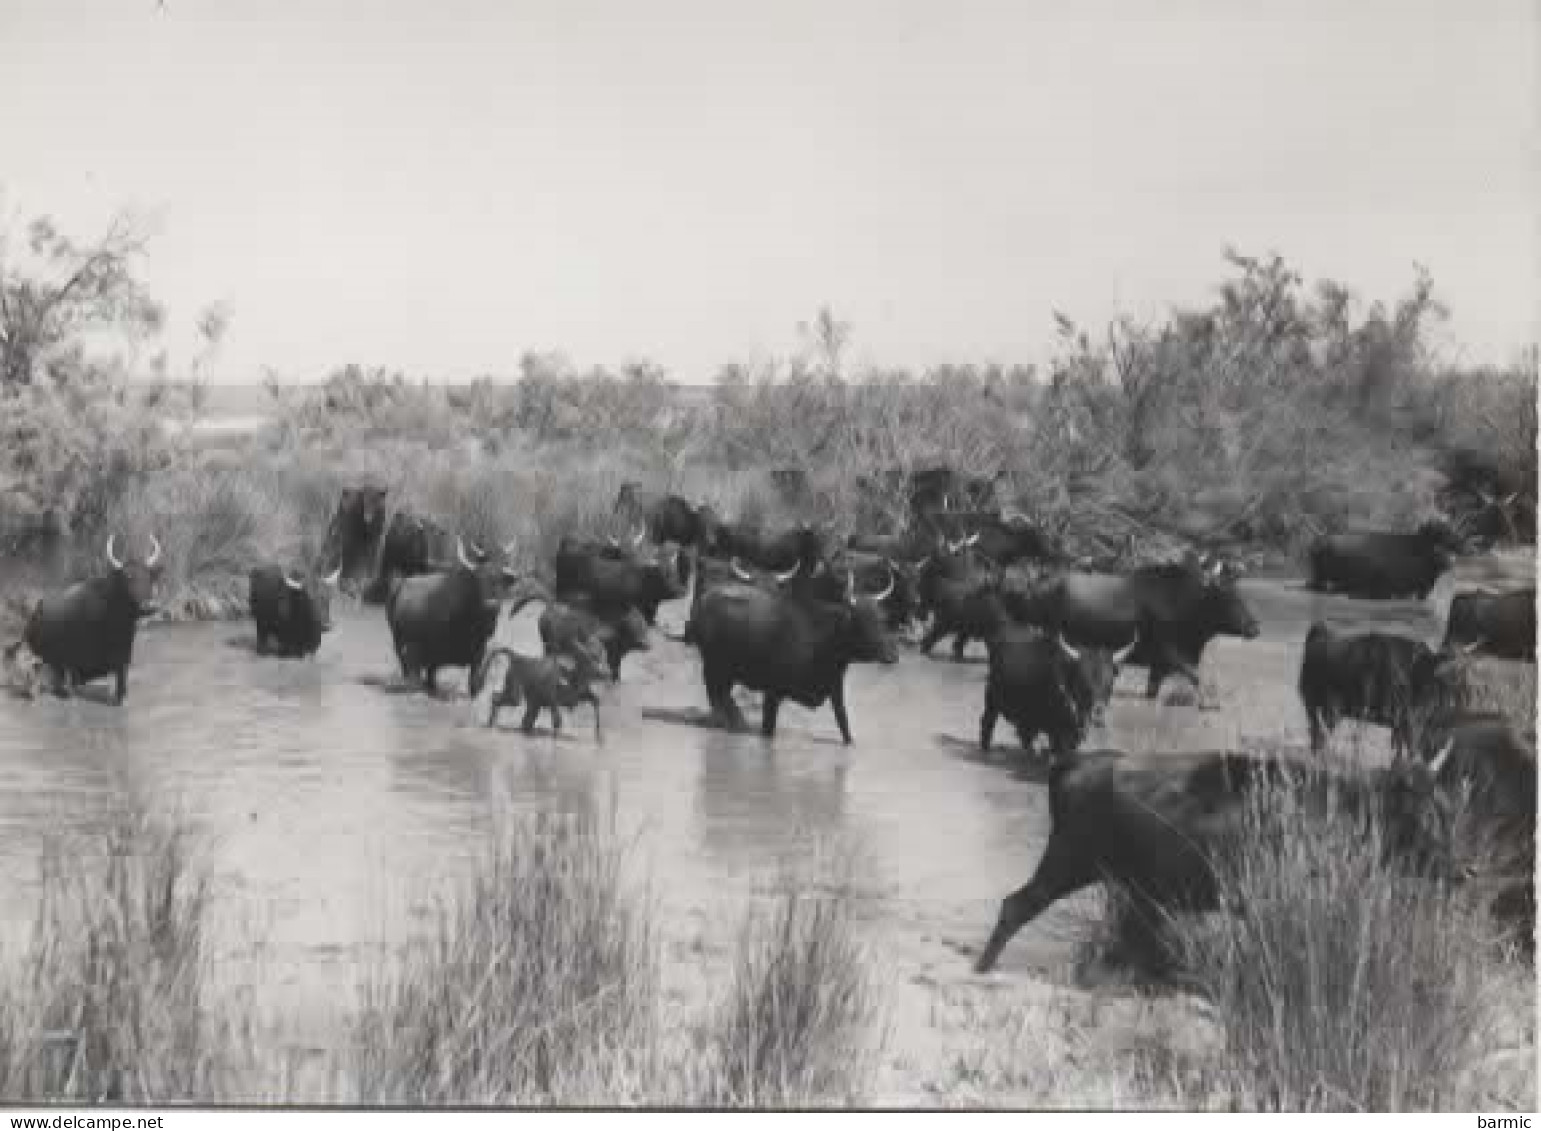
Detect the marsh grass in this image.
<box><xmin>348</xmin><ymin>796</ymin><xmax>658</xmax><ymax>1105</ymax></box>
<box><xmin>0</xmin><ymin>794</ymin><xmax>231</xmax><ymax>1103</ymax></box>
<box><xmin>689</xmin><ymin>850</ymin><xmax>881</xmax><ymax>1107</ymax></box>
<box><xmin>1166</xmin><ymin>763</ymin><xmax>1532</xmax><ymax>1112</ymax></box>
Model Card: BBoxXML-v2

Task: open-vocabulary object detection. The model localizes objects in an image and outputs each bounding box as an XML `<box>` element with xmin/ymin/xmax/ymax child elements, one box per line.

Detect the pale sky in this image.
<box><xmin>1</xmin><ymin>0</ymin><xmax>1535</xmax><ymax>383</ymax></box>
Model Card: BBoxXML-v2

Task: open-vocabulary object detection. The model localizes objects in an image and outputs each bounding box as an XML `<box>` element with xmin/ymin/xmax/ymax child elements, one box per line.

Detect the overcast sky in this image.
<box><xmin>1</xmin><ymin>0</ymin><xmax>1534</xmax><ymax>383</ymax></box>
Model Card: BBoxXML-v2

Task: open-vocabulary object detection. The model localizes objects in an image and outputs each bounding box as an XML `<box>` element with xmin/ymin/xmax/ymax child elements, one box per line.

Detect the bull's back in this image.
<box><xmin>692</xmin><ymin>585</ymin><xmax>784</xmax><ymax>650</ymax></box>
<box><xmin>1043</xmin><ymin>574</ymin><xmax>1143</xmax><ymax>639</ymax></box>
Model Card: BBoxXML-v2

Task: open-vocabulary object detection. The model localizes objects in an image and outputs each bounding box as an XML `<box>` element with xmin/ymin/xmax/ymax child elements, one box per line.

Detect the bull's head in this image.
<box><xmin>285</xmin><ymin>564</ymin><xmax>342</xmax><ymax>633</ymax></box>
<box><xmin>106</xmin><ymin>533</ymin><xmax>164</xmax><ymax>617</ymax></box>
<box><xmin>843</xmin><ymin>566</ymin><xmax>900</xmax><ymax>665</ymax></box>
<box><xmin>1380</xmin><ymin>749</ymin><xmax>1467</xmax><ymax>884</ymax></box>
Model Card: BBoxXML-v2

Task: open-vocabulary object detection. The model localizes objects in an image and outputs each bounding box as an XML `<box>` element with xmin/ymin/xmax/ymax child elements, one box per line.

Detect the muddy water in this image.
<box><xmin>0</xmin><ymin>554</ymin><xmax>1531</xmax><ymax>1072</ymax></box>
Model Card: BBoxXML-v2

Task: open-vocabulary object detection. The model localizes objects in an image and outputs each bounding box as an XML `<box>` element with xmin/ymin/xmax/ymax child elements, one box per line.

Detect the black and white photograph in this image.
<box><xmin>0</xmin><ymin>0</ymin><xmax>1534</xmax><ymax>1113</ymax></box>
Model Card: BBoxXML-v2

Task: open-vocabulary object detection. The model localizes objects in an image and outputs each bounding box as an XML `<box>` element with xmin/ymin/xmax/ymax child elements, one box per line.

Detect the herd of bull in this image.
<box><xmin>6</xmin><ymin>462</ymin><xmax>1537</xmax><ymax>969</ymax></box>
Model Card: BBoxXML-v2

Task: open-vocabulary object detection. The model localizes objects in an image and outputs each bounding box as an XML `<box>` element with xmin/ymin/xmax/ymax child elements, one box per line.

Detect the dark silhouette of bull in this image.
<box><xmin>714</xmin><ymin>521</ymin><xmax>827</xmax><ymax>575</ymax></box>
<box><xmin>980</xmin><ymin>629</ymin><xmax>1136</xmax><ymax>759</ymax></box>
<box><xmin>1426</xmin><ymin>711</ymin><xmax>1536</xmax><ymax>945</ymax></box>
<box><xmin>1009</xmin><ymin>560</ymin><xmax>1260</xmax><ymax>698</ymax></box>
<box><xmin>554</xmin><ymin>534</ymin><xmax>685</xmax><ymax>626</ymax></box>
<box><xmin>1442</xmin><ymin>587</ymin><xmax>1535</xmax><ymax>663</ymax></box>
<box><xmin>386</xmin><ymin>537</ymin><xmax>517</xmax><ymax>695</ymax></box>
<box><xmin>613</xmin><ymin>482</ymin><xmax>722</xmax><ymax>566</ymax></box>
<box><xmin>1297</xmin><ymin>621</ymin><xmax>1470</xmax><ymax>759</ymax></box>
<box><xmin>362</xmin><ymin>512</ymin><xmax>470</xmax><ymax>605</ymax></box>
<box><xmin>910</xmin><ymin>540</ymin><xmax>1012</xmax><ymax>657</ymax></box>
<box><xmin>959</xmin><ymin>510</ymin><xmax>1067</xmax><ymax>567</ymax></box>
<box><xmin>974</xmin><ymin>745</ymin><xmax>1460</xmax><ymax>973</ymax></box>
<box><xmin>1307</xmin><ymin>523</ymin><xmax>1462</xmax><ymax>600</ymax></box>
<box><xmin>322</xmin><ymin>485</ymin><xmax>387</xmax><ymax>587</ymax></box>
<box><xmin>22</xmin><ymin>534</ymin><xmax>164</xmax><ymax>704</ymax></box>
<box><xmin>687</xmin><ymin>568</ymin><xmax>898</xmax><ymax>744</ymax></box>
<box><xmin>249</xmin><ymin>563</ymin><xmax>341</xmax><ymax>658</ymax></box>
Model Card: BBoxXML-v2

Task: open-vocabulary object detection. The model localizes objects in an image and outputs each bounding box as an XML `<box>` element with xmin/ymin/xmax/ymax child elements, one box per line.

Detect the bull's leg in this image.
<box><xmin>979</xmin><ymin>690</ymin><xmax>999</xmax><ymax>751</ymax></box>
<box><xmin>761</xmin><ymin>694</ymin><xmax>782</xmax><ymax>738</ymax></box>
<box><xmin>550</xmin><ymin>705</ymin><xmax>563</xmax><ymax>734</ymax></box>
<box><xmin>486</xmin><ymin>696</ymin><xmax>502</xmax><ymax>728</ymax></box>
<box><xmin>1144</xmin><ymin>663</ymin><xmax>1166</xmax><ymax>699</ymax></box>
<box><xmin>704</xmin><ymin>669</ymin><xmax>746</xmax><ymax>731</ymax></box>
<box><xmin>521</xmin><ymin>702</ymin><xmax>541</xmax><ymax>733</ymax></box>
<box><xmin>919</xmin><ymin>619</ymin><xmax>946</xmax><ymax>656</ymax></box>
<box><xmin>952</xmin><ymin>633</ymin><xmax>969</xmax><ymax>662</ymax></box>
<box><xmin>974</xmin><ymin>839</ymin><xmax>1098</xmax><ymax>973</ymax></box>
<box><xmin>113</xmin><ymin>667</ymin><xmax>128</xmax><ymax>706</ymax></box>
<box><xmin>829</xmin><ymin>682</ymin><xmax>854</xmax><ymax>745</ymax></box>
<box><xmin>424</xmin><ymin>667</ymin><xmax>440</xmax><ymax>696</ymax></box>
<box><xmin>255</xmin><ymin>629</ymin><xmax>270</xmax><ymax>655</ymax></box>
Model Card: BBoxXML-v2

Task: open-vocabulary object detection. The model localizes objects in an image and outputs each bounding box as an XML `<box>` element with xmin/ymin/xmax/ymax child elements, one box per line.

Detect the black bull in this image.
<box><xmin>386</xmin><ymin>538</ymin><xmax>517</xmax><ymax>694</ymax></box>
<box><xmin>714</xmin><ymin>522</ymin><xmax>827</xmax><ymax>574</ymax></box>
<box><xmin>974</xmin><ymin>746</ymin><xmax>1461</xmax><ymax>973</ymax></box>
<box><xmin>1307</xmin><ymin>526</ymin><xmax>1460</xmax><ymax>600</ymax></box>
<box><xmin>980</xmin><ymin>628</ymin><xmax>1135</xmax><ymax>758</ymax></box>
<box><xmin>249</xmin><ymin>563</ymin><xmax>341</xmax><ymax>658</ymax></box>
<box><xmin>1009</xmin><ymin>562</ymin><xmax>1261</xmax><ymax>697</ymax></box>
<box><xmin>1442</xmin><ymin>587</ymin><xmax>1536</xmax><ymax>663</ymax></box>
<box><xmin>21</xmin><ymin>534</ymin><xmax>164</xmax><ymax>705</ymax></box>
<box><xmin>553</xmin><ymin>537</ymin><xmax>685</xmax><ymax>626</ymax></box>
<box><xmin>687</xmin><ymin>572</ymin><xmax>899</xmax><ymax>744</ymax></box>
<box><xmin>323</xmin><ymin>485</ymin><xmax>387</xmax><ymax>584</ymax></box>
<box><xmin>1297</xmin><ymin>621</ymin><xmax>1470</xmax><ymax>759</ymax></box>
<box><xmin>613</xmin><ymin>483</ymin><xmax>722</xmax><ymax>554</ymax></box>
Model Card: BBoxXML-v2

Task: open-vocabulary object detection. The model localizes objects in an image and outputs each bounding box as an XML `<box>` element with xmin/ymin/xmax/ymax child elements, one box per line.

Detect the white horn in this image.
<box><xmin>1113</xmin><ymin>635</ymin><xmax>1139</xmax><ymax>665</ymax></box>
<box><xmin>284</xmin><ymin>570</ymin><xmax>307</xmax><ymax>592</ymax></box>
<box><xmin>964</xmin><ymin>532</ymin><xmax>981</xmax><ymax>547</ymax></box>
<box><xmin>1427</xmin><ymin>737</ymin><xmax>1454</xmax><ymax>777</ymax></box>
<box><xmin>106</xmin><ymin>534</ymin><xmax>124</xmax><ymax>571</ymax></box>
<box><xmin>1056</xmin><ymin>634</ymin><xmax>1080</xmax><ymax>661</ymax></box>
<box><xmin>774</xmin><ymin>559</ymin><xmax>801</xmax><ymax>583</ymax></box>
<box><xmin>456</xmin><ymin>536</ymin><xmax>476</xmax><ymax>570</ymax></box>
<box><xmin>872</xmin><ymin>565</ymin><xmax>896</xmax><ymax>603</ymax></box>
<box><xmin>145</xmin><ymin>534</ymin><xmax>162</xmax><ymax>568</ymax></box>
<box><xmin>323</xmin><ymin>565</ymin><xmax>342</xmax><ymax>586</ymax></box>
<box><xmin>731</xmin><ymin>557</ymin><xmax>755</xmax><ymax>582</ymax></box>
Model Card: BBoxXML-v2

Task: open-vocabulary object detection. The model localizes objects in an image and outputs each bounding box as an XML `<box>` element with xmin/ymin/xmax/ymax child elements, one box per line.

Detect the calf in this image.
<box><xmin>1297</xmin><ymin>621</ymin><xmax>1469</xmax><ymax>759</ymax></box>
<box><xmin>471</xmin><ymin>646</ymin><xmax>606</xmax><ymax>739</ymax></box>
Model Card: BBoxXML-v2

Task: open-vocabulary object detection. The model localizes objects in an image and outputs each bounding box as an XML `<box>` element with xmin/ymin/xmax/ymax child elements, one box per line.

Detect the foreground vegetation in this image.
<box><xmin>0</xmin><ymin>207</ymin><xmax>1535</xmax><ymax>622</ymax></box>
<box><xmin>0</xmin><ymin>761</ymin><xmax>1528</xmax><ymax>1110</ymax></box>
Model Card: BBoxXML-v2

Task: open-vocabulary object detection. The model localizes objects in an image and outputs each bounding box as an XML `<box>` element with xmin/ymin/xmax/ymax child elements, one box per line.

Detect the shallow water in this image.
<box><xmin>0</xmin><ymin>553</ymin><xmax>1531</xmax><ymax>1078</ymax></box>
